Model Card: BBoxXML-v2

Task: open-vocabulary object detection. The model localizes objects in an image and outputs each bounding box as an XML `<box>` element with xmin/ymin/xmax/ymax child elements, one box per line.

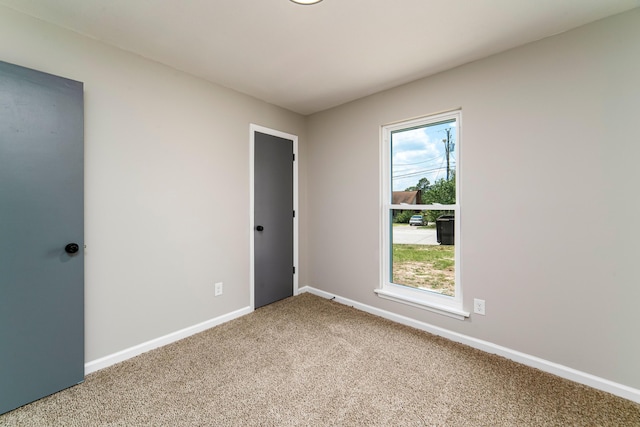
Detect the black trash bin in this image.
<box><xmin>436</xmin><ymin>215</ymin><xmax>455</xmax><ymax>245</ymax></box>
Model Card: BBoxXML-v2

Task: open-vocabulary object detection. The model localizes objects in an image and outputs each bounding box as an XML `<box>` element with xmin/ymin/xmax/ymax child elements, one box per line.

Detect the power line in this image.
<box><xmin>392</xmin><ymin>154</ymin><xmax>444</xmax><ymax>167</ymax></box>
<box><xmin>393</xmin><ymin>154</ymin><xmax>452</xmax><ymax>174</ymax></box>
<box><xmin>392</xmin><ymin>163</ymin><xmax>456</xmax><ymax>180</ymax></box>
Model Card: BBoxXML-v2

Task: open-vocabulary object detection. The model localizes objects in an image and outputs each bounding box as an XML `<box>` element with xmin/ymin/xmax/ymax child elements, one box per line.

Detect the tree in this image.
<box><xmin>422</xmin><ymin>174</ymin><xmax>455</xmax><ymax>204</ymax></box>
<box><xmin>422</xmin><ymin>173</ymin><xmax>456</xmax><ymax>222</ymax></box>
<box><xmin>405</xmin><ymin>177</ymin><xmax>430</xmax><ymax>192</ymax></box>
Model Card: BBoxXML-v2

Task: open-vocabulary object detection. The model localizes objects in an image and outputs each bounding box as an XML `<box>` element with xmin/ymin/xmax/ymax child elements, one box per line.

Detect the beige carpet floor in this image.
<box><xmin>1</xmin><ymin>293</ymin><xmax>639</xmax><ymax>426</ymax></box>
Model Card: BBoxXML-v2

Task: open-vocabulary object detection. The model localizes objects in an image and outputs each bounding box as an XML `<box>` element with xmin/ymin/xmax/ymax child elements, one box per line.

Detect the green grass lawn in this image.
<box><xmin>392</xmin><ymin>244</ymin><xmax>455</xmax><ymax>296</ymax></box>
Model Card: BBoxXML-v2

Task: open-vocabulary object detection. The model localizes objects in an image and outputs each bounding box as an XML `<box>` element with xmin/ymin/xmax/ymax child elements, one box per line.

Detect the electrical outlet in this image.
<box><xmin>473</xmin><ymin>298</ymin><xmax>485</xmax><ymax>315</ymax></box>
<box><xmin>214</xmin><ymin>282</ymin><xmax>223</xmax><ymax>297</ymax></box>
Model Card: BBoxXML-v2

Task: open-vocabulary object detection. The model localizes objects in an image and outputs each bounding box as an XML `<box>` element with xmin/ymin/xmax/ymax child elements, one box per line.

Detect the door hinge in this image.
<box><xmin>293</xmin><ymin>153</ymin><xmax>295</xmax><ymax>161</ymax></box>
<box><xmin>293</xmin><ymin>266</ymin><xmax>296</xmax><ymax>274</ymax></box>
<box><xmin>293</xmin><ymin>210</ymin><xmax>296</xmax><ymax>218</ymax></box>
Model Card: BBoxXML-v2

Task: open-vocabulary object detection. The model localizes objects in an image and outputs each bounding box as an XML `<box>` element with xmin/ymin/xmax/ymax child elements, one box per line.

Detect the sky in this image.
<box><xmin>391</xmin><ymin>120</ymin><xmax>456</xmax><ymax>192</ymax></box>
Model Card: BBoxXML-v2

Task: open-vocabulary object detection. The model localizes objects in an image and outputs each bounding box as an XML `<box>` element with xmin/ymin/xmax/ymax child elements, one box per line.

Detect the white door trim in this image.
<box><xmin>249</xmin><ymin>124</ymin><xmax>299</xmax><ymax>310</ymax></box>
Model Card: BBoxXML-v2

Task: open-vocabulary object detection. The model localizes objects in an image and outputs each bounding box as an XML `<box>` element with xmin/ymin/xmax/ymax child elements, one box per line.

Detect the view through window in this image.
<box><xmin>385</xmin><ymin>111</ymin><xmax>460</xmax><ymax>301</ymax></box>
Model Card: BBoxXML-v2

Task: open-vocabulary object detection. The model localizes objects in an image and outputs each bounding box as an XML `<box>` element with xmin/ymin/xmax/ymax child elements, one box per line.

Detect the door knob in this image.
<box><xmin>256</xmin><ymin>225</ymin><xmax>264</xmax><ymax>231</ymax></box>
<box><xmin>65</xmin><ymin>243</ymin><xmax>79</xmax><ymax>254</ymax></box>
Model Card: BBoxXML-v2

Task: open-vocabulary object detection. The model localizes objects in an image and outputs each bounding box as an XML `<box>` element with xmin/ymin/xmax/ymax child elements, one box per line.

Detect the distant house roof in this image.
<box><xmin>392</xmin><ymin>190</ymin><xmax>421</xmax><ymax>205</ymax></box>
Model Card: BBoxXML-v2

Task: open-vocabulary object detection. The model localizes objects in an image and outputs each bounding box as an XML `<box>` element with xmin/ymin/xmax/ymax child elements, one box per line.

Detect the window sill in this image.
<box><xmin>374</xmin><ymin>288</ymin><xmax>470</xmax><ymax>320</ymax></box>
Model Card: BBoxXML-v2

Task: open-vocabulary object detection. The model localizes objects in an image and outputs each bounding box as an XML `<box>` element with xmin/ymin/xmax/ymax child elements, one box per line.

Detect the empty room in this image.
<box><xmin>1</xmin><ymin>1</ymin><xmax>639</xmax><ymax>425</ymax></box>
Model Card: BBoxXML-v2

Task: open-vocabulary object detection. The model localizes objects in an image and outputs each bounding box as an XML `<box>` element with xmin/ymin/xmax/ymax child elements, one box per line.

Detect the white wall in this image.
<box><xmin>0</xmin><ymin>6</ymin><xmax>307</xmax><ymax>361</ymax></box>
<box><xmin>307</xmin><ymin>9</ymin><xmax>640</xmax><ymax>390</ymax></box>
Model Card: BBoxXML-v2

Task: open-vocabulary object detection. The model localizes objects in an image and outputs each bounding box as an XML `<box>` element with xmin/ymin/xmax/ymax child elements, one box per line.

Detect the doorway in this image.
<box><xmin>250</xmin><ymin>124</ymin><xmax>298</xmax><ymax>309</ymax></box>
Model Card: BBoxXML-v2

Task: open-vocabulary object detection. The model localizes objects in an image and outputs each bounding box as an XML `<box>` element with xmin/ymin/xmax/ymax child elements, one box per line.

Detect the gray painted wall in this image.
<box><xmin>306</xmin><ymin>9</ymin><xmax>640</xmax><ymax>390</ymax></box>
<box><xmin>0</xmin><ymin>6</ymin><xmax>308</xmax><ymax>362</ymax></box>
<box><xmin>1</xmin><ymin>3</ymin><xmax>638</xmax><ymax>393</ymax></box>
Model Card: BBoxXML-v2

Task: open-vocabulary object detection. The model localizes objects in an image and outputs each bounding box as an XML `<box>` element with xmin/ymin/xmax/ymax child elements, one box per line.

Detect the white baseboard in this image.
<box><xmin>85</xmin><ymin>306</ymin><xmax>252</xmax><ymax>375</ymax></box>
<box><xmin>298</xmin><ymin>286</ymin><xmax>640</xmax><ymax>404</ymax></box>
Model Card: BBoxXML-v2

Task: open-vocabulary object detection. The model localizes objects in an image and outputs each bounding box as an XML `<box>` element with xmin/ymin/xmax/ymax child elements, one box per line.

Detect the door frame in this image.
<box><xmin>249</xmin><ymin>124</ymin><xmax>298</xmax><ymax>310</ymax></box>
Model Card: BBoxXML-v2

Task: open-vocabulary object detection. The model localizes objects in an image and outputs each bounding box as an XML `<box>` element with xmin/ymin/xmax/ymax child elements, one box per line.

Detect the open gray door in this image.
<box><xmin>0</xmin><ymin>61</ymin><xmax>84</xmax><ymax>414</ymax></box>
<box><xmin>254</xmin><ymin>131</ymin><xmax>294</xmax><ymax>308</ymax></box>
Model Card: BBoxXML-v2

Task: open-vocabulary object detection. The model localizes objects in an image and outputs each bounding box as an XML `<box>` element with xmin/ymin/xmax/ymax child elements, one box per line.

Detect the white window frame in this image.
<box><xmin>376</xmin><ymin>109</ymin><xmax>469</xmax><ymax>320</ymax></box>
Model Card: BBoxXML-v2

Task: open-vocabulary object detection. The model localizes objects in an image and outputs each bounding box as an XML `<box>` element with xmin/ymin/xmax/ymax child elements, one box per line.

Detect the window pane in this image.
<box><xmin>391</xmin><ymin>119</ymin><xmax>456</xmax><ymax>205</ymax></box>
<box><xmin>382</xmin><ymin>111</ymin><xmax>461</xmax><ymax>311</ymax></box>
<box><xmin>390</xmin><ymin>209</ymin><xmax>455</xmax><ymax>297</ymax></box>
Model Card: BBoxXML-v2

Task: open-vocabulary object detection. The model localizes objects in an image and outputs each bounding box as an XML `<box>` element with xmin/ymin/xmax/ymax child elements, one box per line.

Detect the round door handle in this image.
<box><xmin>256</xmin><ymin>225</ymin><xmax>264</xmax><ymax>231</ymax></box>
<box><xmin>65</xmin><ymin>243</ymin><xmax>79</xmax><ymax>254</ymax></box>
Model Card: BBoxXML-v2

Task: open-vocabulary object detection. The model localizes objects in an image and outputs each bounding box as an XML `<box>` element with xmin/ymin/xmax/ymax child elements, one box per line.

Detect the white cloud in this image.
<box><xmin>391</xmin><ymin>123</ymin><xmax>455</xmax><ymax>191</ymax></box>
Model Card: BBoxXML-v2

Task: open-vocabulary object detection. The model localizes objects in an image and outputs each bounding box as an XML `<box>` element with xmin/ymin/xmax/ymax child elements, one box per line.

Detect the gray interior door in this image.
<box><xmin>254</xmin><ymin>131</ymin><xmax>293</xmax><ymax>308</ymax></box>
<box><xmin>0</xmin><ymin>61</ymin><xmax>84</xmax><ymax>414</ymax></box>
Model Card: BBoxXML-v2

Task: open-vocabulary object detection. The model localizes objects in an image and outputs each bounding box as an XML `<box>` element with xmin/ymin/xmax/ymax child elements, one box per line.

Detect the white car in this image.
<box><xmin>409</xmin><ymin>215</ymin><xmax>425</xmax><ymax>226</ymax></box>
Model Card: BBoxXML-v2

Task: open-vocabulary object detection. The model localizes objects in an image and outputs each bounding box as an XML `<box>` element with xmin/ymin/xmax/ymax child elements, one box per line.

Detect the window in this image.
<box><xmin>376</xmin><ymin>110</ymin><xmax>468</xmax><ymax>319</ymax></box>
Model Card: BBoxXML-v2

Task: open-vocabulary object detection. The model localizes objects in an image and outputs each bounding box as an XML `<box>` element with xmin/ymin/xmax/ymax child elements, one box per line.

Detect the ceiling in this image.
<box><xmin>0</xmin><ymin>0</ymin><xmax>638</xmax><ymax>115</ymax></box>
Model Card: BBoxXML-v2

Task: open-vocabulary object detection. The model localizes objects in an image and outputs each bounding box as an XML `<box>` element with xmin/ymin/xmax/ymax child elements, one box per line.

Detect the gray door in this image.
<box><xmin>254</xmin><ymin>131</ymin><xmax>294</xmax><ymax>308</ymax></box>
<box><xmin>0</xmin><ymin>61</ymin><xmax>84</xmax><ymax>414</ymax></box>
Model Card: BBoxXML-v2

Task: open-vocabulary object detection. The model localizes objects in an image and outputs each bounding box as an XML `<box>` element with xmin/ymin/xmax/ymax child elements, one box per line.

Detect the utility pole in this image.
<box><xmin>442</xmin><ymin>128</ymin><xmax>454</xmax><ymax>181</ymax></box>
